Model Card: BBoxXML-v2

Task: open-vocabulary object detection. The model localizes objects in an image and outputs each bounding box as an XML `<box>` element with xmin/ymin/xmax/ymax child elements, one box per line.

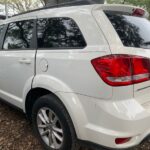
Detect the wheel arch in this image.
<box><xmin>23</xmin><ymin>74</ymin><xmax>73</xmax><ymax>116</ymax></box>
<box><xmin>23</xmin><ymin>86</ymin><xmax>88</xmax><ymax>141</ymax></box>
<box><xmin>23</xmin><ymin>74</ymin><xmax>88</xmax><ymax>139</ymax></box>
<box><xmin>24</xmin><ymin>87</ymin><xmax>81</xmax><ymax>140</ymax></box>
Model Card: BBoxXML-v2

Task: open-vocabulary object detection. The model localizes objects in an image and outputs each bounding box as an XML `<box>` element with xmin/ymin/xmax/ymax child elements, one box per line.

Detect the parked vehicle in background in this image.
<box><xmin>0</xmin><ymin>2</ymin><xmax>150</xmax><ymax>150</ymax></box>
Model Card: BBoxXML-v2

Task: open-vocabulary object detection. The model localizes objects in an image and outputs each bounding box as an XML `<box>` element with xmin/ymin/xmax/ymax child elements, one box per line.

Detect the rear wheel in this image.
<box><xmin>32</xmin><ymin>94</ymin><xmax>74</xmax><ymax>150</ymax></box>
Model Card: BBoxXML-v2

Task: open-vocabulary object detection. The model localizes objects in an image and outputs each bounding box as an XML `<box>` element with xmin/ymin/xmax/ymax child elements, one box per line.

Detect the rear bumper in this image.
<box><xmin>56</xmin><ymin>91</ymin><xmax>150</xmax><ymax>149</ymax></box>
<box><xmin>80</xmin><ymin>134</ymin><xmax>150</xmax><ymax>150</ymax></box>
<box><xmin>75</xmin><ymin>94</ymin><xmax>150</xmax><ymax>149</ymax></box>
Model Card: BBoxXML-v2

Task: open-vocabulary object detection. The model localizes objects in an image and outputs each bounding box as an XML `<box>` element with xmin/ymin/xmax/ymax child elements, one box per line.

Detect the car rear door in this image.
<box><xmin>0</xmin><ymin>18</ymin><xmax>36</xmax><ymax>108</ymax></box>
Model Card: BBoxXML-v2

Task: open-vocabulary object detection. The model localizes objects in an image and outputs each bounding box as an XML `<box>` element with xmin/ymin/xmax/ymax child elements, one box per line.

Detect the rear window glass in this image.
<box><xmin>105</xmin><ymin>12</ymin><xmax>150</xmax><ymax>49</ymax></box>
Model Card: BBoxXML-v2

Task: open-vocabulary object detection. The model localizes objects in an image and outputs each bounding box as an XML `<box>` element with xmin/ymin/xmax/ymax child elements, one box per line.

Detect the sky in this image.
<box><xmin>0</xmin><ymin>0</ymin><xmax>43</xmax><ymax>17</ymax></box>
<box><xmin>0</xmin><ymin>4</ymin><xmax>5</xmax><ymax>15</ymax></box>
<box><xmin>0</xmin><ymin>3</ymin><xmax>15</xmax><ymax>16</ymax></box>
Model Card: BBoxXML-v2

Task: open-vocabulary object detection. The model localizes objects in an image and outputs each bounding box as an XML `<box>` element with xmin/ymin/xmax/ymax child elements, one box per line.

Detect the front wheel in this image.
<box><xmin>32</xmin><ymin>94</ymin><xmax>75</xmax><ymax>150</ymax></box>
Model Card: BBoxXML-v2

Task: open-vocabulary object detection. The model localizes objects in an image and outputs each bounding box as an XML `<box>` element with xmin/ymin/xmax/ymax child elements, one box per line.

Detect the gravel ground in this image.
<box><xmin>0</xmin><ymin>100</ymin><xmax>150</xmax><ymax>150</ymax></box>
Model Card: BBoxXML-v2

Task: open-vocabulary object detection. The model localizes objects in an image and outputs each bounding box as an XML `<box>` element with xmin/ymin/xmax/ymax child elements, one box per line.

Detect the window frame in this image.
<box><xmin>0</xmin><ymin>24</ymin><xmax>8</xmax><ymax>49</ymax></box>
<box><xmin>2</xmin><ymin>19</ymin><xmax>37</xmax><ymax>51</ymax></box>
<box><xmin>36</xmin><ymin>17</ymin><xmax>87</xmax><ymax>50</ymax></box>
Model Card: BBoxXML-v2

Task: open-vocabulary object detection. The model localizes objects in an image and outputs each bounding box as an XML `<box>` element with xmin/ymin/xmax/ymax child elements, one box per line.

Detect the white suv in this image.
<box><xmin>0</xmin><ymin>3</ymin><xmax>150</xmax><ymax>150</ymax></box>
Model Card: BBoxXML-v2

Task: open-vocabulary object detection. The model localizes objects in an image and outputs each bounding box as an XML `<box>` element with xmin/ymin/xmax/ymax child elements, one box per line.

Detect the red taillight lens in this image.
<box><xmin>132</xmin><ymin>57</ymin><xmax>150</xmax><ymax>83</ymax></box>
<box><xmin>91</xmin><ymin>55</ymin><xmax>150</xmax><ymax>86</ymax></box>
<box><xmin>132</xmin><ymin>8</ymin><xmax>145</xmax><ymax>17</ymax></box>
<box><xmin>115</xmin><ymin>137</ymin><xmax>131</xmax><ymax>144</ymax></box>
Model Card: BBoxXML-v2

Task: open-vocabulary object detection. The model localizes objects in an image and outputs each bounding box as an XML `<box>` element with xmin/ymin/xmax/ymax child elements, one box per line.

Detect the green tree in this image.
<box><xmin>0</xmin><ymin>0</ymin><xmax>45</xmax><ymax>14</ymax></box>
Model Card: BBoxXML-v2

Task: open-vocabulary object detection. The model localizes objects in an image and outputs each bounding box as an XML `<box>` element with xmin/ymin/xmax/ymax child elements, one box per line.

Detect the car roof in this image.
<box><xmin>2</xmin><ymin>4</ymin><xmax>94</xmax><ymax>24</ymax></box>
<box><xmin>1</xmin><ymin>4</ymin><xmax>148</xmax><ymax>25</ymax></box>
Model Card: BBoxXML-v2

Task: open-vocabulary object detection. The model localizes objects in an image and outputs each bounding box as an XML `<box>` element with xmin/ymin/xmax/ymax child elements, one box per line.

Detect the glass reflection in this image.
<box><xmin>106</xmin><ymin>12</ymin><xmax>150</xmax><ymax>49</ymax></box>
<box><xmin>37</xmin><ymin>18</ymin><xmax>86</xmax><ymax>49</ymax></box>
<box><xmin>3</xmin><ymin>20</ymin><xmax>34</xmax><ymax>50</ymax></box>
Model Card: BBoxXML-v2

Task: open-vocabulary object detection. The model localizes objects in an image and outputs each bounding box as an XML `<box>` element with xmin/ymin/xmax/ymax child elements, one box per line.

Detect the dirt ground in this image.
<box><xmin>0</xmin><ymin>100</ymin><xmax>150</xmax><ymax>150</ymax></box>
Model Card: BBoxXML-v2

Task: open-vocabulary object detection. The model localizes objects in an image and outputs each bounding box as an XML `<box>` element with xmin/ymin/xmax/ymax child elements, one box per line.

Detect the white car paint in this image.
<box><xmin>0</xmin><ymin>4</ymin><xmax>150</xmax><ymax>149</ymax></box>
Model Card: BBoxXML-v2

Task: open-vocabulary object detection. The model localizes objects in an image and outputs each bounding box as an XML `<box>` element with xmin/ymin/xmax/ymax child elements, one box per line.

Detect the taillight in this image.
<box><xmin>115</xmin><ymin>137</ymin><xmax>131</xmax><ymax>144</ymax></box>
<box><xmin>91</xmin><ymin>55</ymin><xmax>150</xmax><ymax>86</ymax></box>
<box><xmin>132</xmin><ymin>8</ymin><xmax>145</xmax><ymax>17</ymax></box>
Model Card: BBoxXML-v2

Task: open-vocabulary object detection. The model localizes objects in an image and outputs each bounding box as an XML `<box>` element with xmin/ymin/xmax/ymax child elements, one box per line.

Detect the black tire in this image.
<box><xmin>32</xmin><ymin>94</ymin><xmax>76</xmax><ymax>150</ymax></box>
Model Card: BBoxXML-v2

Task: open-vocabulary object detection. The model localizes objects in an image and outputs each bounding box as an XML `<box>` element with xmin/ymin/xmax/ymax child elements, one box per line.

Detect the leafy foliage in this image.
<box><xmin>0</xmin><ymin>0</ymin><xmax>45</xmax><ymax>14</ymax></box>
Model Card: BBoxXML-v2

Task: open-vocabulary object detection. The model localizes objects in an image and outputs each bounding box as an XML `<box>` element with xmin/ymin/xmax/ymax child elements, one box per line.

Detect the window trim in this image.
<box><xmin>36</xmin><ymin>17</ymin><xmax>87</xmax><ymax>50</ymax></box>
<box><xmin>2</xmin><ymin>19</ymin><xmax>36</xmax><ymax>51</ymax></box>
<box><xmin>0</xmin><ymin>24</ymin><xmax>8</xmax><ymax>50</ymax></box>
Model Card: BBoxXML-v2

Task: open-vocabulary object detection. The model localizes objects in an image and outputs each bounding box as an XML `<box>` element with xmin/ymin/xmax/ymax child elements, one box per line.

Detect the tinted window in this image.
<box><xmin>106</xmin><ymin>12</ymin><xmax>150</xmax><ymax>49</ymax></box>
<box><xmin>37</xmin><ymin>18</ymin><xmax>86</xmax><ymax>49</ymax></box>
<box><xmin>3</xmin><ymin>20</ymin><xmax>34</xmax><ymax>50</ymax></box>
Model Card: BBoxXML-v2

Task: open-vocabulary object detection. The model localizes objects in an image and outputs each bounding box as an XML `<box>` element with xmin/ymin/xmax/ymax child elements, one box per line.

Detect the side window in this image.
<box><xmin>3</xmin><ymin>20</ymin><xmax>34</xmax><ymax>50</ymax></box>
<box><xmin>37</xmin><ymin>18</ymin><xmax>86</xmax><ymax>49</ymax></box>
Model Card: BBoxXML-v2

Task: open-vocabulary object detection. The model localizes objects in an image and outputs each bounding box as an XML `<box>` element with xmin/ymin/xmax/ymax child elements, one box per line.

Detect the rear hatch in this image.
<box><xmin>93</xmin><ymin>5</ymin><xmax>150</xmax><ymax>108</ymax></box>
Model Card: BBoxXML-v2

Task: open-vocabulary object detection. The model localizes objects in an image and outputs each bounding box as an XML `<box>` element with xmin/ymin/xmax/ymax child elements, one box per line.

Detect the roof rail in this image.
<box><xmin>13</xmin><ymin>0</ymin><xmax>105</xmax><ymax>17</ymax></box>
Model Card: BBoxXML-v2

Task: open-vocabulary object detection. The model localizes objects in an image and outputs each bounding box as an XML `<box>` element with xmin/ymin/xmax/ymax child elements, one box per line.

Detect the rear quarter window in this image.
<box><xmin>105</xmin><ymin>11</ymin><xmax>150</xmax><ymax>49</ymax></box>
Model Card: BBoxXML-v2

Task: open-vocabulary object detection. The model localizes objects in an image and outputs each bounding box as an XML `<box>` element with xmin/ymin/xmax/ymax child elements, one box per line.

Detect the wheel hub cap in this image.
<box><xmin>37</xmin><ymin>107</ymin><xmax>64</xmax><ymax>149</ymax></box>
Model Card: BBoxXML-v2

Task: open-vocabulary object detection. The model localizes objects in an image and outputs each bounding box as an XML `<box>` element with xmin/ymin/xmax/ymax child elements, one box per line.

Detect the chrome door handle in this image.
<box><xmin>19</xmin><ymin>58</ymin><xmax>31</xmax><ymax>64</ymax></box>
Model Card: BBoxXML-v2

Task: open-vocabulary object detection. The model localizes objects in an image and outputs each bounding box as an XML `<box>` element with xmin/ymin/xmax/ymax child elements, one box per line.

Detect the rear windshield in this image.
<box><xmin>105</xmin><ymin>11</ymin><xmax>150</xmax><ymax>49</ymax></box>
